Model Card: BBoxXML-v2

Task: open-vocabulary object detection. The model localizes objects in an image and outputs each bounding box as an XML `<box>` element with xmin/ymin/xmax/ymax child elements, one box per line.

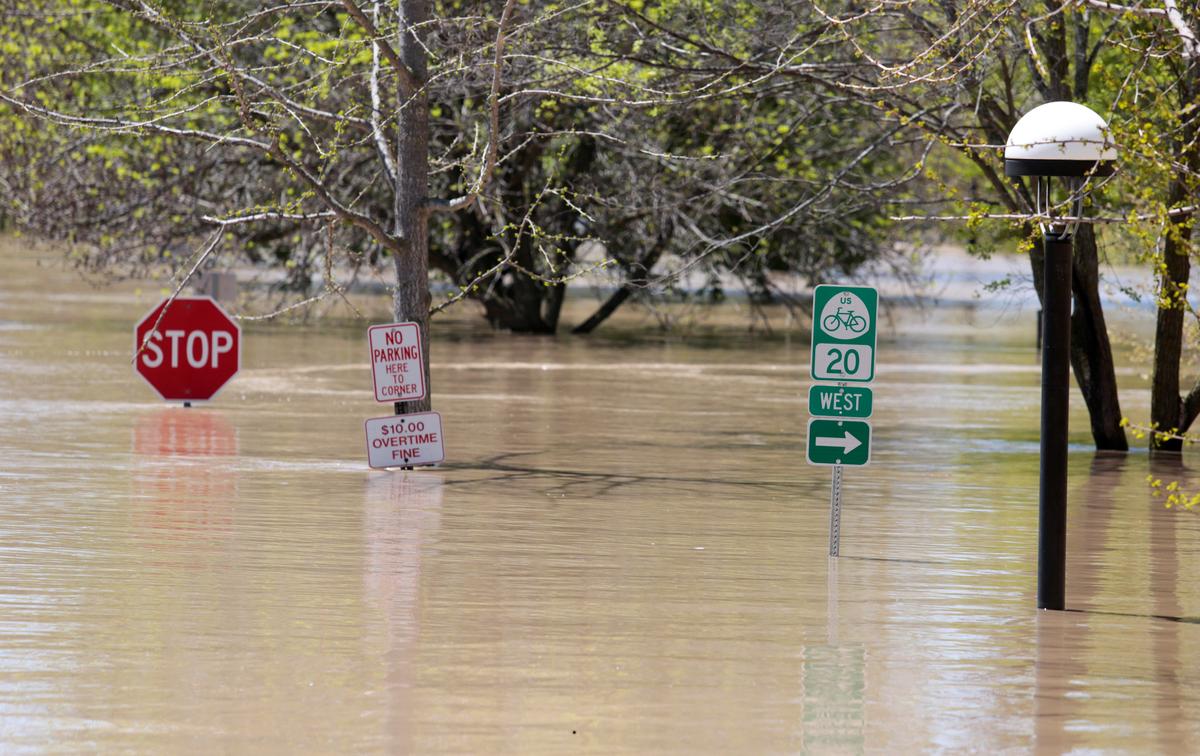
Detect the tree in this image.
<box><xmin>3</xmin><ymin>0</ymin><xmax>915</xmax><ymax>342</ymax></box>
<box><xmin>704</xmin><ymin>1</ymin><xmax>1132</xmax><ymax>450</ymax></box>
<box><xmin>601</xmin><ymin>0</ymin><xmax>1200</xmax><ymax>457</ymax></box>
<box><xmin>551</xmin><ymin>1</ymin><xmax>924</xmax><ymax>333</ymax></box>
<box><xmin>1083</xmin><ymin>0</ymin><xmax>1200</xmax><ymax>452</ymax></box>
<box><xmin>1</xmin><ymin>0</ymin><xmax>526</xmax><ymax>413</ymax></box>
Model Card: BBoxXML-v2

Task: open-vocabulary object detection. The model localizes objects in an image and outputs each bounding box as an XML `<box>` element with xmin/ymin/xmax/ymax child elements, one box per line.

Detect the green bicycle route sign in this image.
<box><xmin>810</xmin><ymin>284</ymin><xmax>878</xmax><ymax>383</ymax></box>
<box><xmin>807</xmin><ymin>418</ymin><xmax>871</xmax><ymax>466</ymax></box>
<box><xmin>808</xmin><ymin>284</ymin><xmax>877</xmax><ymax>468</ymax></box>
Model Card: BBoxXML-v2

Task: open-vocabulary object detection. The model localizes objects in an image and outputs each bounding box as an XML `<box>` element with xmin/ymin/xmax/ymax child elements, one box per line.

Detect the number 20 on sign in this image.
<box><xmin>810</xmin><ymin>284</ymin><xmax>878</xmax><ymax>383</ymax></box>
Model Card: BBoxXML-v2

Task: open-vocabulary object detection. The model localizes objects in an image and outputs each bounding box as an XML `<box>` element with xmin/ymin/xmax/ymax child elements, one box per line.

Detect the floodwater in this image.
<box><xmin>2</xmin><ymin>241</ymin><xmax>1199</xmax><ymax>754</ymax></box>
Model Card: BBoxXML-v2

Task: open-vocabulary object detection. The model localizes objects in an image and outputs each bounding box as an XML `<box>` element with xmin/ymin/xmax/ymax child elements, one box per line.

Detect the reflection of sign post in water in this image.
<box><xmin>131</xmin><ymin>408</ymin><xmax>239</xmax><ymax>537</ymax></box>
<box><xmin>800</xmin><ymin>645</ymin><xmax>866</xmax><ymax>752</ymax></box>
<box><xmin>808</xmin><ymin>284</ymin><xmax>878</xmax><ymax>557</ymax></box>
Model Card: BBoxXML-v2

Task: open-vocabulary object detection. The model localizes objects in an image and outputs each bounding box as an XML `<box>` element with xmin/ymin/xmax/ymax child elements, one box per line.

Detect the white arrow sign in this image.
<box><xmin>814</xmin><ymin>430</ymin><xmax>862</xmax><ymax>455</ymax></box>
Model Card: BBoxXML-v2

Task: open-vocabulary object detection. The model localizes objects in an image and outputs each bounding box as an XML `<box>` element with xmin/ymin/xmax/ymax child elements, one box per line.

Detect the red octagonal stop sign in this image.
<box><xmin>134</xmin><ymin>296</ymin><xmax>241</xmax><ymax>402</ymax></box>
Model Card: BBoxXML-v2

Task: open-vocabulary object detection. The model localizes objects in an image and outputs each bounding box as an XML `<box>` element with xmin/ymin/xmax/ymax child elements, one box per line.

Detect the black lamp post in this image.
<box><xmin>1004</xmin><ymin>101</ymin><xmax>1117</xmax><ymax>611</ymax></box>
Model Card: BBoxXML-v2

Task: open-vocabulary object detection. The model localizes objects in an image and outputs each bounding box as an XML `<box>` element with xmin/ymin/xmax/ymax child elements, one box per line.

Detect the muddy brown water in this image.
<box><xmin>2</xmin><ymin>241</ymin><xmax>1199</xmax><ymax>753</ymax></box>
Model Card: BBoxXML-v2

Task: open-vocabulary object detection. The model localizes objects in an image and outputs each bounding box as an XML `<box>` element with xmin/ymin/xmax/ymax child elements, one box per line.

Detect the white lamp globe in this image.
<box><xmin>1005</xmin><ymin>101</ymin><xmax>1117</xmax><ymax>177</ymax></box>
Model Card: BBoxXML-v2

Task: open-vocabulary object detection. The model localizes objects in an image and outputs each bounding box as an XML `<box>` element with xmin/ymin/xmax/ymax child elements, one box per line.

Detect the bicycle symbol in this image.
<box><xmin>822</xmin><ymin>307</ymin><xmax>867</xmax><ymax>335</ymax></box>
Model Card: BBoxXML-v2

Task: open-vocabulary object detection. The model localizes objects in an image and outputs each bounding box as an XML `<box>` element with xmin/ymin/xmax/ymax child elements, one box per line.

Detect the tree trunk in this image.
<box><xmin>1149</xmin><ymin>68</ymin><xmax>1200</xmax><ymax>453</ymax></box>
<box><xmin>543</xmin><ymin>280</ymin><xmax>566</xmax><ymax>332</ymax></box>
<box><xmin>573</xmin><ymin>287</ymin><xmax>633</xmax><ymax>335</ymax></box>
<box><xmin>1033</xmin><ymin>21</ymin><xmax>1127</xmax><ymax>451</ymax></box>
<box><xmin>393</xmin><ymin>0</ymin><xmax>432</xmax><ymax>414</ymax></box>
<box><xmin>1069</xmin><ymin>226</ymin><xmax>1128</xmax><ymax>450</ymax></box>
<box><xmin>573</xmin><ymin>221</ymin><xmax>672</xmax><ymax>335</ymax></box>
<box><xmin>1027</xmin><ymin>226</ymin><xmax>1128</xmax><ymax>451</ymax></box>
<box><xmin>1150</xmin><ymin>216</ymin><xmax>1192</xmax><ymax>453</ymax></box>
<box><xmin>482</xmin><ymin>291</ymin><xmax>558</xmax><ymax>333</ymax></box>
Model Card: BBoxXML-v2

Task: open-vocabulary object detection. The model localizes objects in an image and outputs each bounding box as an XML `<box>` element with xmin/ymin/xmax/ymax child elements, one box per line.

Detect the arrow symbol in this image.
<box><xmin>815</xmin><ymin>430</ymin><xmax>862</xmax><ymax>454</ymax></box>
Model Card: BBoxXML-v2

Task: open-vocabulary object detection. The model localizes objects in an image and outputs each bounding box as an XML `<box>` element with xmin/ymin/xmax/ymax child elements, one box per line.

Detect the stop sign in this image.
<box><xmin>134</xmin><ymin>296</ymin><xmax>241</xmax><ymax>402</ymax></box>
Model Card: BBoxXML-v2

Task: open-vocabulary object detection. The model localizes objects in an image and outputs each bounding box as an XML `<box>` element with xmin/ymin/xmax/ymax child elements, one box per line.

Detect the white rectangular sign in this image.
<box><xmin>365</xmin><ymin>412</ymin><xmax>445</xmax><ymax>469</ymax></box>
<box><xmin>368</xmin><ymin>322</ymin><xmax>426</xmax><ymax>403</ymax></box>
<box><xmin>812</xmin><ymin>343</ymin><xmax>874</xmax><ymax>382</ymax></box>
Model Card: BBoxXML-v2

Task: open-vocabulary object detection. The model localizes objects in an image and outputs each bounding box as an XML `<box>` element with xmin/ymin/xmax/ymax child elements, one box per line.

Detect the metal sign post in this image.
<box><xmin>808</xmin><ymin>284</ymin><xmax>878</xmax><ymax>558</ymax></box>
<box><xmin>829</xmin><ymin>465</ymin><xmax>843</xmax><ymax>557</ymax></box>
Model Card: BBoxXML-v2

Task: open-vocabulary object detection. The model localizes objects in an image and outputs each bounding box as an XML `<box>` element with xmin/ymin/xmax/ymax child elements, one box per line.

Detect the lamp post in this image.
<box><xmin>1005</xmin><ymin>101</ymin><xmax>1117</xmax><ymax>611</ymax></box>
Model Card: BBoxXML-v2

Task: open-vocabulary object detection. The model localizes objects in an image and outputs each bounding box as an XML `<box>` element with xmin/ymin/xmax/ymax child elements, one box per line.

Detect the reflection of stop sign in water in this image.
<box><xmin>134</xmin><ymin>297</ymin><xmax>241</xmax><ymax>401</ymax></box>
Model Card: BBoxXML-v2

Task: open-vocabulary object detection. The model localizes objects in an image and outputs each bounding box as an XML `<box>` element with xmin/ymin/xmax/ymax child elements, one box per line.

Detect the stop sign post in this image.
<box><xmin>134</xmin><ymin>296</ymin><xmax>241</xmax><ymax>402</ymax></box>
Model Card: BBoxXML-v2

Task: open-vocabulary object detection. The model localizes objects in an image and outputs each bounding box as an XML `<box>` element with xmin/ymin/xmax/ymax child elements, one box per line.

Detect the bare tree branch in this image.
<box><xmin>1164</xmin><ymin>0</ymin><xmax>1200</xmax><ymax>59</ymax></box>
<box><xmin>340</xmin><ymin>0</ymin><xmax>421</xmax><ymax>93</ymax></box>
<box><xmin>368</xmin><ymin>1</ymin><xmax>398</xmax><ymax>187</ymax></box>
<box><xmin>1082</xmin><ymin>0</ymin><xmax>1167</xmax><ymax>17</ymax></box>
<box><xmin>202</xmin><ymin>210</ymin><xmax>337</xmax><ymax>226</ymax></box>
<box><xmin>435</xmin><ymin>0</ymin><xmax>519</xmax><ymax>213</ymax></box>
<box><xmin>0</xmin><ymin>92</ymin><xmax>270</xmax><ymax>150</ymax></box>
<box><xmin>131</xmin><ymin>228</ymin><xmax>224</xmax><ymax>364</ymax></box>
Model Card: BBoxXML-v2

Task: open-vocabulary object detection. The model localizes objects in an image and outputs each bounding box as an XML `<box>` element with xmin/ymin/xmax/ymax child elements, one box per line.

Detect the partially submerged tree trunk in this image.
<box><xmin>1150</xmin><ymin>220</ymin><xmax>1191</xmax><ymax>452</ymax></box>
<box><xmin>1150</xmin><ymin>67</ymin><xmax>1200</xmax><ymax>453</ymax></box>
<box><xmin>1069</xmin><ymin>227</ymin><xmax>1128</xmax><ymax>451</ymax></box>
<box><xmin>573</xmin><ymin>221</ymin><xmax>674</xmax><ymax>335</ymax></box>
<box><xmin>1033</xmin><ymin>12</ymin><xmax>1127</xmax><ymax>451</ymax></box>
<box><xmin>393</xmin><ymin>0</ymin><xmax>433</xmax><ymax>415</ymax></box>
<box><xmin>480</xmin><ymin>275</ymin><xmax>564</xmax><ymax>333</ymax></box>
<box><xmin>436</xmin><ymin>131</ymin><xmax>596</xmax><ymax>334</ymax></box>
<box><xmin>1027</xmin><ymin>226</ymin><xmax>1127</xmax><ymax>451</ymax></box>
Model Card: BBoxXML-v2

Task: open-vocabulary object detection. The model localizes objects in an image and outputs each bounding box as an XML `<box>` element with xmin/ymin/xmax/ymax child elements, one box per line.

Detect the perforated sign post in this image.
<box><xmin>808</xmin><ymin>284</ymin><xmax>878</xmax><ymax>557</ymax></box>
